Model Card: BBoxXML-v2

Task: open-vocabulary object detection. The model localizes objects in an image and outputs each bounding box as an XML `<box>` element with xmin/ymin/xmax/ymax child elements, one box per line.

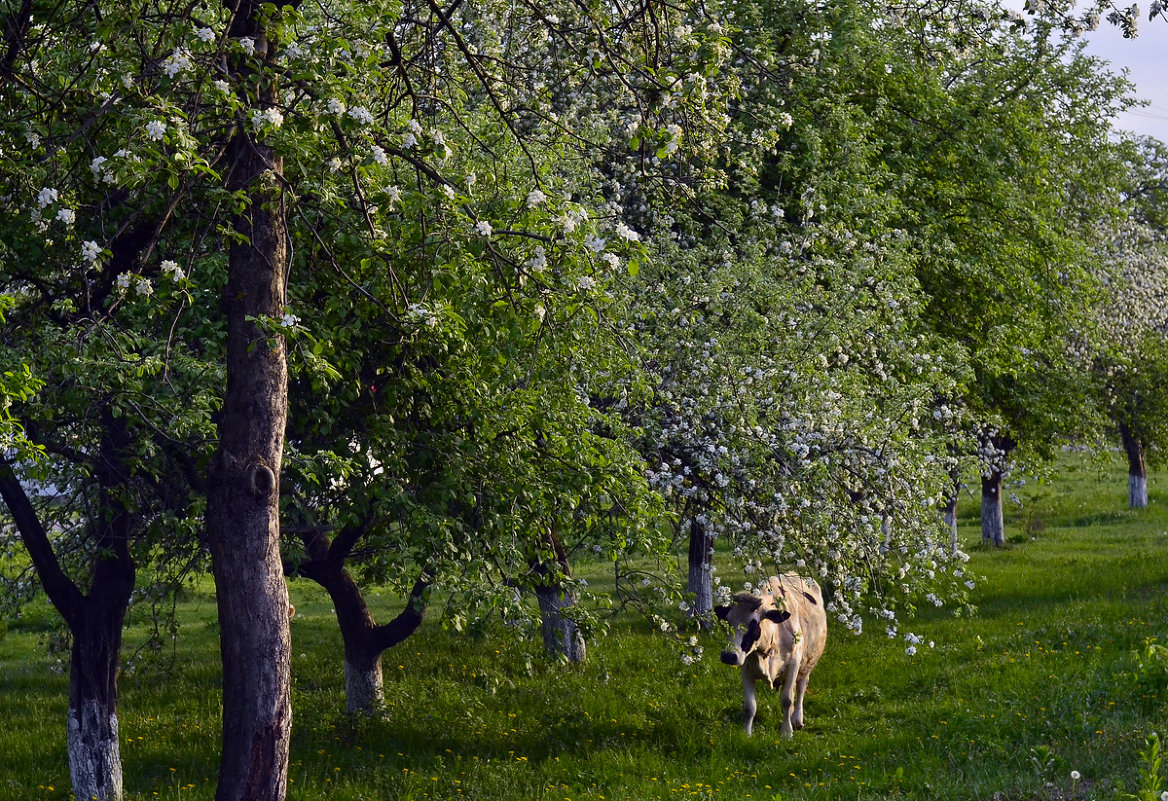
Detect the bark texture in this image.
<box><xmin>0</xmin><ymin>418</ymin><xmax>135</xmax><ymax>801</ymax></box>
<box><xmin>980</xmin><ymin>471</ymin><xmax>1005</xmax><ymax>547</ymax></box>
<box><xmin>535</xmin><ymin>585</ymin><xmax>586</xmax><ymax>663</ymax></box>
<box><xmin>68</xmin><ymin>702</ymin><xmax>122</xmax><ymax>801</ymax></box>
<box><xmin>687</xmin><ymin>517</ymin><xmax>714</xmax><ymax>627</ymax></box>
<box><xmin>295</xmin><ymin>525</ymin><xmax>430</xmax><ymax>715</ymax></box>
<box><xmin>533</xmin><ymin>526</ymin><xmax>585</xmax><ymax>662</ymax></box>
<box><xmin>207</xmin><ymin>26</ymin><xmax>292</xmax><ymax>797</ymax></box>
<box><xmin>1120</xmin><ymin>424</ymin><xmax>1148</xmax><ymax>509</ymax></box>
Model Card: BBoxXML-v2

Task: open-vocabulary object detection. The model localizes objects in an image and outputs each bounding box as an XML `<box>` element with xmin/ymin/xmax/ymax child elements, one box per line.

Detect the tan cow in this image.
<box><xmin>715</xmin><ymin>573</ymin><xmax>827</xmax><ymax>737</ymax></box>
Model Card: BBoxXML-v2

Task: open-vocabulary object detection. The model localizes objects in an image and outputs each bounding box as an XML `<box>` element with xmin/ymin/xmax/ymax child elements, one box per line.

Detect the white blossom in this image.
<box><xmin>614</xmin><ymin>222</ymin><xmax>641</xmax><ymax>241</ymax></box>
<box><xmin>161</xmin><ymin>260</ymin><xmax>184</xmax><ymax>281</ymax></box>
<box><xmin>81</xmin><ymin>241</ymin><xmax>101</xmax><ymax>262</ymax></box>
<box><xmin>347</xmin><ymin>106</ymin><xmax>374</xmax><ymax>125</ymax></box>
<box><xmin>279</xmin><ymin>312</ymin><xmax>300</xmax><ymax>328</ymax></box>
<box><xmin>195</xmin><ymin>26</ymin><xmax>215</xmax><ymax>43</ymax></box>
<box><xmin>163</xmin><ymin>48</ymin><xmax>191</xmax><ymax>78</ymax></box>
<box><xmin>146</xmin><ymin>120</ymin><xmax>167</xmax><ymax>141</ymax></box>
<box><xmin>584</xmin><ymin>234</ymin><xmax>606</xmax><ymax>253</ymax></box>
<box><xmin>475</xmin><ymin>220</ymin><xmax>493</xmax><ymax>237</ymax></box>
<box><xmin>239</xmin><ymin>37</ymin><xmax>255</xmax><ymax>55</ymax></box>
<box><xmin>526</xmin><ymin>188</ymin><xmax>547</xmax><ymax>208</ymax></box>
<box><xmin>370</xmin><ymin>145</ymin><xmax>388</xmax><ymax>165</ymax></box>
<box><xmin>135</xmin><ymin>278</ymin><xmax>153</xmax><ymax>296</ymax></box>
<box><xmin>36</xmin><ymin>187</ymin><xmax>58</xmax><ymax>208</ymax></box>
<box><xmin>56</xmin><ymin>208</ymin><xmax>75</xmax><ymax>225</ymax></box>
<box><xmin>251</xmin><ymin>107</ymin><xmax>284</xmax><ymax>129</ymax></box>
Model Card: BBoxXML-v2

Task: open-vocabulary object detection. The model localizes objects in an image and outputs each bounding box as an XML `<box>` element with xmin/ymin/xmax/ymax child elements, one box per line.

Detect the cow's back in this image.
<box><xmin>768</xmin><ymin>574</ymin><xmax>827</xmax><ymax>674</ymax></box>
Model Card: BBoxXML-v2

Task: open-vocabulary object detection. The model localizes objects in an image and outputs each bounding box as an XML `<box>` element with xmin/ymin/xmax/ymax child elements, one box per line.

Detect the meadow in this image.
<box><xmin>2</xmin><ymin>453</ymin><xmax>1168</xmax><ymax>801</ymax></box>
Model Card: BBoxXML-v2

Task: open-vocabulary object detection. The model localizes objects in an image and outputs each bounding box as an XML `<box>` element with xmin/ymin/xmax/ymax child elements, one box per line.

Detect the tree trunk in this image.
<box><xmin>535</xmin><ymin>584</ymin><xmax>586</xmax><ymax>662</ymax></box>
<box><xmin>1</xmin><ymin>427</ymin><xmax>135</xmax><ymax>801</ymax></box>
<box><xmin>294</xmin><ymin>527</ymin><xmax>429</xmax><ymax>715</ymax></box>
<box><xmin>67</xmin><ymin>617</ymin><xmax>127</xmax><ymax>801</ymax></box>
<box><xmin>343</xmin><ymin>655</ymin><xmax>384</xmax><ymax>715</ymax></box>
<box><xmin>981</xmin><ymin>471</ymin><xmax>1005</xmax><ymax>547</ymax></box>
<box><xmin>687</xmin><ymin>517</ymin><xmax>714</xmax><ymax>627</ymax></box>
<box><xmin>532</xmin><ymin>525</ymin><xmax>585</xmax><ymax>662</ymax></box>
<box><xmin>1120</xmin><ymin>424</ymin><xmax>1148</xmax><ymax>509</ymax></box>
<box><xmin>943</xmin><ymin>485</ymin><xmax>960</xmax><ymax>554</ymax></box>
<box><xmin>206</xmin><ymin>29</ymin><xmax>292</xmax><ymax>797</ymax></box>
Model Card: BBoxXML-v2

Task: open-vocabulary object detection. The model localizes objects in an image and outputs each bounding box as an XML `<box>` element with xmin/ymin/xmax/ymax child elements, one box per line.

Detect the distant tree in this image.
<box><xmin>874</xmin><ymin>6</ymin><xmax>1133</xmax><ymax>545</ymax></box>
<box><xmin>1092</xmin><ymin>138</ymin><xmax>1168</xmax><ymax>508</ymax></box>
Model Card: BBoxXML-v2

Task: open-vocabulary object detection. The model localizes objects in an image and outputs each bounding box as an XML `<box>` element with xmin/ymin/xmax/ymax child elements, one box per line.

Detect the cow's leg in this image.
<box><xmin>741</xmin><ymin>672</ymin><xmax>758</xmax><ymax>735</ymax></box>
<box><xmin>779</xmin><ymin>665</ymin><xmax>799</xmax><ymax>738</ymax></box>
<box><xmin>792</xmin><ymin>670</ymin><xmax>810</xmax><ymax>730</ymax></box>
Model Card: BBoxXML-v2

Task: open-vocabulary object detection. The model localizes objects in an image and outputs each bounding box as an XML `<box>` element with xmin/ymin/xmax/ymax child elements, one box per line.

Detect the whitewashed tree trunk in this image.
<box><xmin>68</xmin><ymin>699</ymin><xmax>123</xmax><ymax>801</ymax></box>
<box><xmin>536</xmin><ymin>585</ymin><xmax>586</xmax><ymax>662</ymax></box>
<box><xmin>344</xmin><ymin>657</ymin><xmax>384</xmax><ymax>715</ymax></box>
<box><xmin>2</xmin><ymin>437</ymin><xmax>135</xmax><ymax>801</ymax></box>
<box><xmin>981</xmin><ymin>472</ymin><xmax>1005</xmax><ymax>547</ymax></box>
<box><xmin>687</xmin><ymin>518</ymin><xmax>714</xmax><ymax>626</ymax></box>
<box><xmin>1120</xmin><ymin>425</ymin><xmax>1148</xmax><ymax>509</ymax></box>
<box><xmin>294</xmin><ymin>532</ymin><xmax>428</xmax><ymax>717</ymax></box>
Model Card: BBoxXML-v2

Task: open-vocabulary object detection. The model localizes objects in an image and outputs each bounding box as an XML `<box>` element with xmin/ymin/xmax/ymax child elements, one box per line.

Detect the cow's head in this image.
<box><xmin>715</xmin><ymin>592</ymin><xmax>791</xmax><ymax>667</ymax></box>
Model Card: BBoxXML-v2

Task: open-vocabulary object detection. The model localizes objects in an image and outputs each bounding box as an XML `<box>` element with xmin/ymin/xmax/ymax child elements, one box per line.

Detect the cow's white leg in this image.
<box><xmin>779</xmin><ymin>666</ymin><xmax>798</xmax><ymax>738</ymax></box>
<box><xmin>793</xmin><ymin>671</ymin><xmax>810</xmax><ymax>730</ymax></box>
<box><xmin>742</xmin><ymin>672</ymin><xmax>757</xmax><ymax>735</ymax></box>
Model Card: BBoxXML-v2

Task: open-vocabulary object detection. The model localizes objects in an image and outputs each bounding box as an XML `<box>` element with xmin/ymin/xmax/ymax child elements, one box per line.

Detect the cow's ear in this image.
<box><xmin>714</xmin><ymin>605</ymin><xmax>731</xmax><ymax>621</ymax></box>
<box><xmin>763</xmin><ymin>609</ymin><xmax>791</xmax><ymax>624</ymax></box>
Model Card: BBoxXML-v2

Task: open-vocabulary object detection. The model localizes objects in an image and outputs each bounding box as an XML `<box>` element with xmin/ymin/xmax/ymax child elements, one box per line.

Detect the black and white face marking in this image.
<box><xmin>716</xmin><ymin>599</ymin><xmax>791</xmax><ymax>666</ymax></box>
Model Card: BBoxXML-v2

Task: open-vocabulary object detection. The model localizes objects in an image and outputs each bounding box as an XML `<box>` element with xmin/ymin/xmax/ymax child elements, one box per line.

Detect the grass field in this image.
<box><xmin>2</xmin><ymin>453</ymin><xmax>1168</xmax><ymax>800</ymax></box>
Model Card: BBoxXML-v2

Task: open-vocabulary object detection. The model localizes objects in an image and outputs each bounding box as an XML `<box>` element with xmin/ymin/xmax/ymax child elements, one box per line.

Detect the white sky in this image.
<box><xmin>1083</xmin><ymin>13</ymin><xmax>1168</xmax><ymax>142</ymax></box>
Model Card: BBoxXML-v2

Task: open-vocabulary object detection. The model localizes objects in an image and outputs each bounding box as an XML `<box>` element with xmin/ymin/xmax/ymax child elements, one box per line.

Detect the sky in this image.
<box><xmin>1083</xmin><ymin>12</ymin><xmax>1168</xmax><ymax>142</ymax></box>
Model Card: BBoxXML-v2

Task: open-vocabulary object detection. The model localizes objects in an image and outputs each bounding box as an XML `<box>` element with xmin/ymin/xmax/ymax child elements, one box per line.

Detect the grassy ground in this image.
<box><xmin>2</xmin><ymin>453</ymin><xmax>1168</xmax><ymax>800</ymax></box>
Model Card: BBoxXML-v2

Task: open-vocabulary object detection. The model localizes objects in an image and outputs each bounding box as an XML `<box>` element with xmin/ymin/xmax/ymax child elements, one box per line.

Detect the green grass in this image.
<box><xmin>3</xmin><ymin>452</ymin><xmax>1168</xmax><ymax>800</ymax></box>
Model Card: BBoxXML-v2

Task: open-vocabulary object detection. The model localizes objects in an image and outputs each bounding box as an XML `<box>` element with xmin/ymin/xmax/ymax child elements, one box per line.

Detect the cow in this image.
<box><xmin>715</xmin><ymin>573</ymin><xmax>827</xmax><ymax>737</ymax></box>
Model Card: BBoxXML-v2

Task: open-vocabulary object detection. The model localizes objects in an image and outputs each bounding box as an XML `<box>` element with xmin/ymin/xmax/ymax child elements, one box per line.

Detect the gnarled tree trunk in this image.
<box><xmin>1120</xmin><ymin>424</ymin><xmax>1148</xmax><ymax>509</ymax></box>
<box><xmin>206</xmin><ymin>24</ymin><xmax>292</xmax><ymax>797</ymax></box>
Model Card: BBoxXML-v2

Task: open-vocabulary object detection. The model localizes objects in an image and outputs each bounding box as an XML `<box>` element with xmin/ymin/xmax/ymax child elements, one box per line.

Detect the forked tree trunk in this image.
<box><xmin>981</xmin><ymin>471</ymin><xmax>1005</xmax><ymax>547</ymax></box>
<box><xmin>1</xmin><ymin>431</ymin><xmax>135</xmax><ymax>801</ymax></box>
<box><xmin>295</xmin><ymin>528</ymin><xmax>429</xmax><ymax>715</ymax></box>
<box><xmin>533</xmin><ymin>525</ymin><xmax>585</xmax><ymax>662</ymax></box>
<box><xmin>1120</xmin><ymin>424</ymin><xmax>1148</xmax><ymax>509</ymax></box>
<box><xmin>207</xmin><ymin>29</ymin><xmax>292</xmax><ymax>798</ymax></box>
<box><xmin>687</xmin><ymin>517</ymin><xmax>714</xmax><ymax>627</ymax></box>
